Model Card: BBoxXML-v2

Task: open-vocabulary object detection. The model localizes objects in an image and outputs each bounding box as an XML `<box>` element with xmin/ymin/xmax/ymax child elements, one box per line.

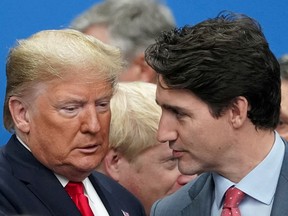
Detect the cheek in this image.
<box><xmin>100</xmin><ymin>112</ymin><xmax>111</xmax><ymax>132</ymax></box>
<box><xmin>143</xmin><ymin>170</ymin><xmax>177</xmax><ymax>198</ymax></box>
<box><xmin>146</xmin><ymin>165</ymin><xmax>177</xmax><ymax>188</ymax></box>
<box><xmin>29</xmin><ymin>139</ymin><xmax>70</xmax><ymax>170</ymax></box>
<box><xmin>184</xmin><ymin>120</ymin><xmax>223</xmax><ymax>143</ymax></box>
<box><xmin>159</xmin><ymin>169</ymin><xmax>179</xmax><ymax>186</ymax></box>
<box><xmin>27</xmin><ymin>115</ymin><xmax>79</xmax><ymax>162</ymax></box>
<box><xmin>29</xmin><ymin>108</ymin><xmax>67</xmax><ymax>136</ymax></box>
<box><xmin>119</xmin><ymin>168</ymin><xmax>142</xmax><ymax>192</ymax></box>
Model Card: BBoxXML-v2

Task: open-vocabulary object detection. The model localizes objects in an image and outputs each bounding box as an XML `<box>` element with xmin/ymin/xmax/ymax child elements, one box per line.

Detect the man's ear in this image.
<box><xmin>230</xmin><ymin>96</ymin><xmax>249</xmax><ymax>129</ymax></box>
<box><xmin>134</xmin><ymin>53</ymin><xmax>157</xmax><ymax>83</ymax></box>
<box><xmin>103</xmin><ymin>149</ymin><xmax>123</xmax><ymax>181</ymax></box>
<box><xmin>8</xmin><ymin>96</ymin><xmax>30</xmax><ymax>133</ymax></box>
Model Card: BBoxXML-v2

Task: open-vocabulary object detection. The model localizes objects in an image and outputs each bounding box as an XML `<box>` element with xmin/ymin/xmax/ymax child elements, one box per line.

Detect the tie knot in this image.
<box><xmin>223</xmin><ymin>187</ymin><xmax>245</xmax><ymax>208</ymax></box>
<box><xmin>64</xmin><ymin>181</ymin><xmax>94</xmax><ymax>216</ymax></box>
<box><xmin>65</xmin><ymin>181</ymin><xmax>84</xmax><ymax>195</ymax></box>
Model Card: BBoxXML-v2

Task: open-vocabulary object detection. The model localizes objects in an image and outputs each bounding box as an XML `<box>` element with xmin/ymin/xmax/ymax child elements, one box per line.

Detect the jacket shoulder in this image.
<box><xmin>151</xmin><ymin>173</ymin><xmax>212</xmax><ymax>216</ymax></box>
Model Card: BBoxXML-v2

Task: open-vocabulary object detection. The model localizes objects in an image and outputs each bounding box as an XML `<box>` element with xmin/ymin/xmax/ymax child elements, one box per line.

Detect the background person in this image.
<box><xmin>276</xmin><ymin>54</ymin><xmax>288</xmax><ymax>140</ymax></box>
<box><xmin>145</xmin><ymin>11</ymin><xmax>286</xmax><ymax>216</ymax></box>
<box><xmin>70</xmin><ymin>0</ymin><xmax>175</xmax><ymax>83</ymax></box>
<box><xmin>96</xmin><ymin>82</ymin><xmax>196</xmax><ymax>215</ymax></box>
<box><xmin>0</xmin><ymin>29</ymin><xmax>145</xmax><ymax>216</ymax></box>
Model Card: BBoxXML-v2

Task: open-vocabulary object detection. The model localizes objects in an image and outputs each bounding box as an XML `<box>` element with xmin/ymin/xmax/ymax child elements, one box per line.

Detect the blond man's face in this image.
<box><xmin>116</xmin><ymin>142</ymin><xmax>196</xmax><ymax>215</ymax></box>
<box><xmin>16</xmin><ymin>71</ymin><xmax>113</xmax><ymax>180</ymax></box>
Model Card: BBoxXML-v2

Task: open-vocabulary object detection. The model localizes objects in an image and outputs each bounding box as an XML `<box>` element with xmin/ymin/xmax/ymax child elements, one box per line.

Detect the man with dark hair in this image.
<box><xmin>145</xmin><ymin>11</ymin><xmax>287</xmax><ymax>216</ymax></box>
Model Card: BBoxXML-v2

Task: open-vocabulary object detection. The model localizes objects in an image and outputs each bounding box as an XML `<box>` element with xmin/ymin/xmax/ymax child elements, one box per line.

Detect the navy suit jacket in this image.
<box><xmin>150</xmin><ymin>138</ymin><xmax>288</xmax><ymax>216</ymax></box>
<box><xmin>0</xmin><ymin>135</ymin><xmax>146</xmax><ymax>216</ymax></box>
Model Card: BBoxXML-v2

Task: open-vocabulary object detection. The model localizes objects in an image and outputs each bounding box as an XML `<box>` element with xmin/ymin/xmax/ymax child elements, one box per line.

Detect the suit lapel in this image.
<box><xmin>89</xmin><ymin>175</ymin><xmax>124</xmax><ymax>216</ymax></box>
<box><xmin>26</xmin><ymin>172</ymin><xmax>81</xmax><ymax>216</ymax></box>
<box><xmin>181</xmin><ymin>173</ymin><xmax>214</xmax><ymax>216</ymax></box>
<box><xmin>6</xmin><ymin>136</ymin><xmax>81</xmax><ymax>216</ymax></box>
<box><xmin>271</xmin><ymin>139</ymin><xmax>288</xmax><ymax>216</ymax></box>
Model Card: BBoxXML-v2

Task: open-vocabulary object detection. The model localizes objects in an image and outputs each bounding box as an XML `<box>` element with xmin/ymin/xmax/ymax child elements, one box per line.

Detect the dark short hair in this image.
<box><xmin>145</xmin><ymin>11</ymin><xmax>280</xmax><ymax>129</ymax></box>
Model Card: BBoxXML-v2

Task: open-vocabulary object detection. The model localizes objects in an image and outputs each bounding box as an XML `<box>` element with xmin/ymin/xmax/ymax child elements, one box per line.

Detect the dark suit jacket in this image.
<box><xmin>151</xmin><ymin>138</ymin><xmax>288</xmax><ymax>216</ymax></box>
<box><xmin>0</xmin><ymin>135</ymin><xmax>146</xmax><ymax>216</ymax></box>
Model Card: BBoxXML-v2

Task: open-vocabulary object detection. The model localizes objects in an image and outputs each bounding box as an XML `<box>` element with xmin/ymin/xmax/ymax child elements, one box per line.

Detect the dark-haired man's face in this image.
<box><xmin>155</xmin><ymin>76</ymin><xmax>236</xmax><ymax>176</ymax></box>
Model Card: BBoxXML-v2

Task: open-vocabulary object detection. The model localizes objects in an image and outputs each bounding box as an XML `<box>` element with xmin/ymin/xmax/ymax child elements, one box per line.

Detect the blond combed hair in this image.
<box><xmin>109</xmin><ymin>82</ymin><xmax>161</xmax><ymax>161</ymax></box>
<box><xmin>4</xmin><ymin>29</ymin><xmax>123</xmax><ymax>132</ymax></box>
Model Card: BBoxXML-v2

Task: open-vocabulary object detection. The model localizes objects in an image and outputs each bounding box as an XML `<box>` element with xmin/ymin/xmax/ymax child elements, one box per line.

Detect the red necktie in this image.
<box><xmin>221</xmin><ymin>187</ymin><xmax>245</xmax><ymax>216</ymax></box>
<box><xmin>65</xmin><ymin>182</ymin><xmax>94</xmax><ymax>216</ymax></box>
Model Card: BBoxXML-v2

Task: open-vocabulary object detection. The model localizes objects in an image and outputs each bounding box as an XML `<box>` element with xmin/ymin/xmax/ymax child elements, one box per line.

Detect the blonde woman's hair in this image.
<box><xmin>109</xmin><ymin>82</ymin><xmax>161</xmax><ymax>161</ymax></box>
<box><xmin>4</xmin><ymin>29</ymin><xmax>123</xmax><ymax>132</ymax></box>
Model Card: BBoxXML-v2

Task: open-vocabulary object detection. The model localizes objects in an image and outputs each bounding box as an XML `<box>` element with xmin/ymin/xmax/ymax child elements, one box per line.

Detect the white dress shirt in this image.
<box><xmin>16</xmin><ymin>135</ymin><xmax>109</xmax><ymax>216</ymax></box>
<box><xmin>211</xmin><ymin>131</ymin><xmax>285</xmax><ymax>216</ymax></box>
<box><xmin>56</xmin><ymin>174</ymin><xmax>109</xmax><ymax>216</ymax></box>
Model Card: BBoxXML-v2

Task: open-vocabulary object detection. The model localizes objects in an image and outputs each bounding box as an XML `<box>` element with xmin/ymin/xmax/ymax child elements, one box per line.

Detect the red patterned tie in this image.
<box><xmin>221</xmin><ymin>187</ymin><xmax>245</xmax><ymax>216</ymax></box>
<box><xmin>65</xmin><ymin>182</ymin><xmax>94</xmax><ymax>216</ymax></box>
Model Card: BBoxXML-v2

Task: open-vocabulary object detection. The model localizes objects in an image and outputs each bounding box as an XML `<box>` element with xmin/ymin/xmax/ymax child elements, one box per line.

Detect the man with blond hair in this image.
<box><xmin>0</xmin><ymin>29</ymin><xmax>145</xmax><ymax>216</ymax></box>
<box><xmin>97</xmin><ymin>82</ymin><xmax>196</xmax><ymax>215</ymax></box>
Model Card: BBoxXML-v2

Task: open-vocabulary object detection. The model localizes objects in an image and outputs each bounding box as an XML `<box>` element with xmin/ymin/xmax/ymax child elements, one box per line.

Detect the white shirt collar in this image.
<box><xmin>213</xmin><ymin>131</ymin><xmax>285</xmax><ymax>207</ymax></box>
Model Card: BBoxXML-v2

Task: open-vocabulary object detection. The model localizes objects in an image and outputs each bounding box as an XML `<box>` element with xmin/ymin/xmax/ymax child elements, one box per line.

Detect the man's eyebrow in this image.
<box><xmin>157</xmin><ymin>101</ymin><xmax>188</xmax><ymax>113</ymax></box>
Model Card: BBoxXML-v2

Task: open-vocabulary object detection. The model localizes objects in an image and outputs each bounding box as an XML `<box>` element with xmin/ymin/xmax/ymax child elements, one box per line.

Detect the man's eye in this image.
<box><xmin>64</xmin><ymin>106</ymin><xmax>77</xmax><ymax>111</ymax></box>
<box><xmin>60</xmin><ymin>105</ymin><xmax>79</xmax><ymax>116</ymax></box>
<box><xmin>100</xmin><ymin>102</ymin><xmax>109</xmax><ymax>107</ymax></box>
<box><xmin>96</xmin><ymin>101</ymin><xmax>110</xmax><ymax>112</ymax></box>
<box><xmin>172</xmin><ymin>109</ymin><xmax>185</xmax><ymax>118</ymax></box>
